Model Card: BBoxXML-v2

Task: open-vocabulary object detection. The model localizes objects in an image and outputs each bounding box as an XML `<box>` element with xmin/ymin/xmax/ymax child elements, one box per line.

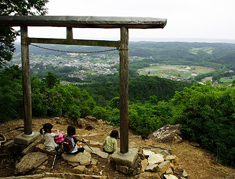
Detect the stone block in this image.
<box><xmin>14</xmin><ymin>132</ymin><xmax>41</xmax><ymax>145</ymax></box>
<box><xmin>110</xmin><ymin>148</ymin><xmax>138</xmax><ymax>167</ymax></box>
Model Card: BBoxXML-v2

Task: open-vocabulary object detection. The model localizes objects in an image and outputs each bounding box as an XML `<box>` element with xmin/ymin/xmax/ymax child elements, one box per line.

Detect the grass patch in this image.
<box><xmin>190</xmin><ymin>47</ymin><xmax>214</xmax><ymax>54</ymax></box>
<box><xmin>220</xmin><ymin>78</ymin><xmax>234</xmax><ymax>83</ymax></box>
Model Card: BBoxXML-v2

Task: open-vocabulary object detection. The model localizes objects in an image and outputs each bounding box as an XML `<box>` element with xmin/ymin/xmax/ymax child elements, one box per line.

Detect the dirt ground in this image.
<box><xmin>0</xmin><ymin>117</ymin><xmax>235</xmax><ymax>179</ymax></box>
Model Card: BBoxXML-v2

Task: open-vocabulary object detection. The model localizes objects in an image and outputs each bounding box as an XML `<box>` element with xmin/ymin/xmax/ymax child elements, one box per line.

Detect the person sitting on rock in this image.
<box><xmin>65</xmin><ymin>125</ymin><xmax>85</xmax><ymax>154</ymax></box>
<box><xmin>40</xmin><ymin>123</ymin><xmax>60</xmax><ymax>151</ymax></box>
<box><xmin>103</xmin><ymin>130</ymin><xmax>119</xmax><ymax>154</ymax></box>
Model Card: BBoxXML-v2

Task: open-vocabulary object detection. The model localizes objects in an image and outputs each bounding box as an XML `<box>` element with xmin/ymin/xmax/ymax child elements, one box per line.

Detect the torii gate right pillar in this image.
<box><xmin>110</xmin><ymin>27</ymin><xmax>138</xmax><ymax>167</ymax></box>
<box><xmin>119</xmin><ymin>27</ymin><xmax>129</xmax><ymax>154</ymax></box>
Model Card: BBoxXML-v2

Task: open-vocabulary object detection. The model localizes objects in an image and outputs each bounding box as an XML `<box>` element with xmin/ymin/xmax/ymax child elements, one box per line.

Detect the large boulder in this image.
<box><xmin>148</xmin><ymin>124</ymin><xmax>182</xmax><ymax>143</ymax></box>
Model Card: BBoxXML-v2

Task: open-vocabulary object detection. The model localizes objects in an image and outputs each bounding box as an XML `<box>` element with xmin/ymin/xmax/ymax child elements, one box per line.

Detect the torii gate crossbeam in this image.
<box><xmin>0</xmin><ymin>16</ymin><xmax>167</xmax><ymax>154</ymax></box>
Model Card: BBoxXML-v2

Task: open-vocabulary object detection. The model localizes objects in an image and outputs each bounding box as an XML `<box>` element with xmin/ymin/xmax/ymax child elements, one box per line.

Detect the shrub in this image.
<box><xmin>92</xmin><ymin>106</ymin><xmax>109</xmax><ymax>120</ymax></box>
<box><xmin>68</xmin><ymin>105</ymin><xmax>81</xmax><ymax>121</ymax></box>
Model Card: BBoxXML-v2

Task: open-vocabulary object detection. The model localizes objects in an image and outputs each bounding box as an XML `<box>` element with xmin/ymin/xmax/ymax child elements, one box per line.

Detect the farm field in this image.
<box><xmin>219</xmin><ymin>77</ymin><xmax>234</xmax><ymax>85</ymax></box>
<box><xmin>138</xmin><ymin>64</ymin><xmax>215</xmax><ymax>79</ymax></box>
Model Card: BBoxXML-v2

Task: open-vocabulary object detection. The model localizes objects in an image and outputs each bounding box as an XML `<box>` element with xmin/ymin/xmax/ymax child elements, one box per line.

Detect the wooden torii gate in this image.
<box><xmin>0</xmin><ymin>16</ymin><xmax>167</xmax><ymax>153</ymax></box>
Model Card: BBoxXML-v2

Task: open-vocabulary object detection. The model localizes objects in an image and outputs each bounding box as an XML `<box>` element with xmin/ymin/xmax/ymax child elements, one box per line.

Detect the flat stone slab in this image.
<box><xmin>84</xmin><ymin>146</ymin><xmax>109</xmax><ymax>159</ymax></box>
<box><xmin>109</xmin><ymin>148</ymin><xmax>138</xmax><ymax>167</ymax></box>
<box><xmin>92</xmin><ymin>147</ymin><xmax>109</xmax><ymax>159</ymax></box>
<box><xmin>15</xmin><ymin>152</ymin><xmax>48</xmax><ymax>174</ymax></box>
<box><xmin>62</xmin><ymin>151</ymin><xmax>91</xmax><ymax>166</ymax></box>
<box><xmin>14</xmin><ymin>131</ymin><xmax>41</xmax><ymax>145</ymax></box>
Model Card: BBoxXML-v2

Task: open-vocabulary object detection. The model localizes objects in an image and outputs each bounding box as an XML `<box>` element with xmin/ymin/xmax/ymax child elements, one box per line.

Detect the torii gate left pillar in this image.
<box><xmin>21</xmin><ymin>26</ymin><xmax>32</xmax><ymax>135</ymax></box>
<box><xmin>14</xmin><ymin>26</ymin><xmax>41</xmax><ymax>145</ymax></box>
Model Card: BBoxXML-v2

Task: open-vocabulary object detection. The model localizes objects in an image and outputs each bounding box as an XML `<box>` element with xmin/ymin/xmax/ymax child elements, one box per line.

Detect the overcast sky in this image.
<box><xmin>17</xmin><ymin>0</ymin><xmax>235</xmax><ymax>42</ymax></box>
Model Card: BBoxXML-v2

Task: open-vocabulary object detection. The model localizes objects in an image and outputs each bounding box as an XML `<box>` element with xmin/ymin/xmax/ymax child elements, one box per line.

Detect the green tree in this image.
<box><xmin>171</xmin><ymin>84</ymin><xmax>235</xmax><ymax>165</ymax></box>
<box><xmin>0</xmin><ymin>0</ymin><xmax>49</xmax><ymax>68</ymax></box>
<box><xmin>232</xmin><ymin>79</ymin><xmax>235</xmax><ymax>87</ymax></box>
<box><xmin>42</xmin><ymin>72</ymin><xmax>60</xmax><ymax>89</ymax></box>
<box><xmin>0</xmin><ymin>65</ymin><xmax>23</xmax><ymax>122</ymax></box>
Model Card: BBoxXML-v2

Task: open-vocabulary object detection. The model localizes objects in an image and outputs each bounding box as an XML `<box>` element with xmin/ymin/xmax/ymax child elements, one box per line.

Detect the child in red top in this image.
<box><xmin>66</xmin><ymin>125</ymin><xmax>85</xmax><ymax>154</ymax></box>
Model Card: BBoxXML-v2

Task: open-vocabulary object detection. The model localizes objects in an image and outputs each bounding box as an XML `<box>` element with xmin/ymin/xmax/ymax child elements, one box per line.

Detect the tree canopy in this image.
<box><xmin>0</xmin><ymin>0</ymin><xmax>49</xmax><ymax>68</ymax></box>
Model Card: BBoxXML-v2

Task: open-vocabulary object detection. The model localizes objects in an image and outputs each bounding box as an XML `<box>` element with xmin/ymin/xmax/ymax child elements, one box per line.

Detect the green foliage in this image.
<box><xmin>106</xmin><ymin>96</ymin><xmax>173</xmax><ymax>139</ymax></box>
<box><xmin>108</xmin><ymin>108</ymin><xmax>120</xmax><ymax>126</ymax></box>
<box><xmin>128</xmin><ymin>75</ymin><xmax>192</xmax><ymax>102</ymax></box>
<box><xmin>0</xmin><ymin>67</ymin><xmax>96</xmax><ymax>121</ymax></box>
<box><xmin>109</xmin><ymin>97</ymin><xmax>120</xmax><ymax>109</ymax></box>
<box><xmin>0</xmin><ymin>65</ymin><xmax>23</xmax><ymax>122</ymax></box>
<box><xmin>232</xmin><ymin>79</ymin><xmax>235</xmax><ymax>87</ymax></box>
<box><xmin>171</xmin><ymin>84</ymin><xmax>235</xmax><ymax>165</ymax></box>
<box><xmin>42</xmin><ymin>72</ymin><xmax>60</xmax><ymax>89</ymax></box>
<box><xmin>0</xmin><ymin>27</ymin><xmax>18</xmax><ymax>67</ymax></box>
<box><xmin>0</xmin><ymin>0</ymin><xmax>48</xmax><ymax>68</ymax></box>
<box><xmin>79</xmin><ymin>75</ymin><xmax>192</xmax><ymax>106</ymax></box>
<box><xmin>128</xmin><ymin>99</ymin><xmax>173</xmax><ymax>138</ymax></box>
<box><xmin>92</xmin><ymin>106</ymin><xmax>109</xmax><ymax>121</ymax></box>
<box><xmin>68</xmin><ymin>105</ymin><xmax>81</xmax><ymax>121</ymax></box>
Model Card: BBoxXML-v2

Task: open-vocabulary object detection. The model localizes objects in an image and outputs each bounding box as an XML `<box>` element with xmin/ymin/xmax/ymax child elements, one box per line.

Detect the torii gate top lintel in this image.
<box><xmin>0</xmin><ymin>15</ymin><xmax>167</xmax><ymax>29</ymax></box>
<box><xmin>0</xmin><ymin>15</ymin><xmax>167</xmax><ymax>154</ymax></box>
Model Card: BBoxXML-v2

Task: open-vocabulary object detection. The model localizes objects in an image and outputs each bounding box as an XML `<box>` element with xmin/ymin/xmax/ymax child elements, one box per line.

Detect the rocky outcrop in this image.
<box><xmin>148</xmin><ymin>124</ymin><xmax>182</xmax><ymax>143</ymax></box>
